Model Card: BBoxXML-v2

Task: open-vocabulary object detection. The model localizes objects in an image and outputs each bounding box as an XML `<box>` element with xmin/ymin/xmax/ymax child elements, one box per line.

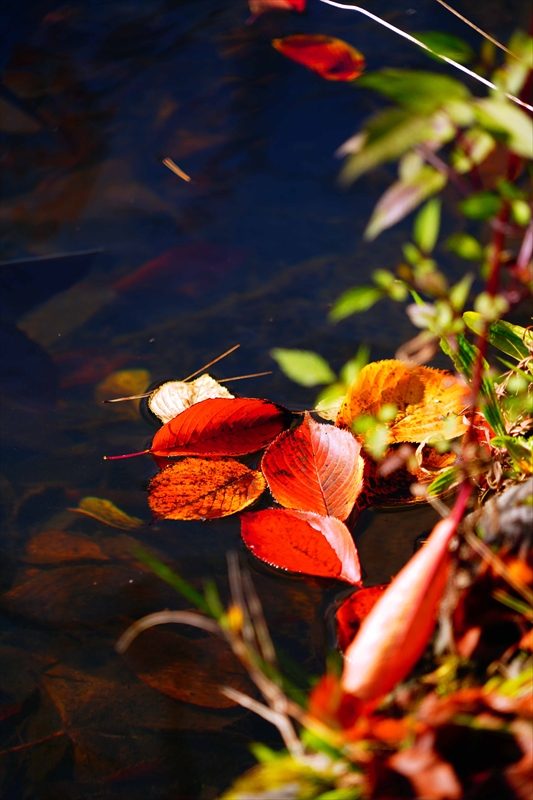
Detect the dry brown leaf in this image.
<box><xmin>336</xmin><ymin>360</ymin><xmax>471</xmax><ymax>444</ymax></box>
<box><xmin>68</xmin><ymin>497</ymin><xmax>145</xmax><ymax>530</ymax></box>
<box><xmin>23</xmin><ymin>529</ymin><xmax>109</xmax><ymax>564</ymax></box>
<box><xmin>148</xmin><ymin>374</ymin><xmax>233</xmax><ymax>424</ymax></box>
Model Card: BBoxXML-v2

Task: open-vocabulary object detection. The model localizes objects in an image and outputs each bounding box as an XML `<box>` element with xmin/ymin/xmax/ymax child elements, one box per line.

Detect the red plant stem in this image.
<box><xmin>103</xmin><ymin>450</ymin><xmax>150</xmax><ymax>460</ymax></box>
<box><xmin>0</xmin><ymin>730</ymin><xmax>66</xmax><ymax>756</ymax></box>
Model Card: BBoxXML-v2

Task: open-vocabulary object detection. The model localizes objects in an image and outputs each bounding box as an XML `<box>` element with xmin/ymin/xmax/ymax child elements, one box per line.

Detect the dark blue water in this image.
<box><xmin>1</xmin><ymin>1</ymin><xmax>529</xmax><ymax>797</ymax></box>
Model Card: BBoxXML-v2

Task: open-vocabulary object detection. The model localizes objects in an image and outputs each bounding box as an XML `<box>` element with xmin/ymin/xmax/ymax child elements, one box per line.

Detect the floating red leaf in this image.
<box><xmin>262</xmin><ymin>412</ymin><xmax>364</xmax><ymax>520</ymax></box>
<box><xmin>248</xmin><ymin>0</ymin><xmax>306</xmax><ymax>23</ymax></box>
<box><xmin>148</xmin><ymin>458</ymin><xmax>266</xmax><ymax>520</ymax></box>
<box><xmin>336</xmin><ymin>584</ymin><xmax>389</xmax><ymax>653</ymax></box>
<box><xmin>240</xmin><ymin>508</ymin><xmax>361</xmax><ymax>584</ymax></box>
<box><xmin>150</xmin><ymin>397</ymin><xmax>291</xmax><ymax>458</ymax></box>
<box><xmin>272</xmin><ymin>35</ymin><xmax>365</xmax><ymax>82</ymax></box>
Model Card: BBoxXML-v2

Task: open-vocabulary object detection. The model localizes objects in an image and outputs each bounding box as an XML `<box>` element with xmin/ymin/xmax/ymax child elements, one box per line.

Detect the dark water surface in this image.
<box><xmin>0</xmin><ymin>1</ymin><xmax>529</xmax><ymax>797</ymax></box>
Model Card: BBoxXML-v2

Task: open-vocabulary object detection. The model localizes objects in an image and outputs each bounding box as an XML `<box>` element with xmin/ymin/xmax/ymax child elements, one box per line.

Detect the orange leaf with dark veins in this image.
<box><xmin>272</xmin><ymin>35</ymin><xmax>365</xmax><ymax>81</ymax></box>
<box><xmin>240</xmin><ymin>508</ymin><xmax>362</xmax><ymax>584</ymax></box>
<box><xmin>262</xmin><ymin>412</ymin><xmax>364</xmax><ymax>520</ymax></box>
<box><xmin>150</xmin><ymin>397</ymin><xmax>291</xmax><ymax>457</ymax></box>
<box><xmin>148</xmin><ymin>458</ymin><xmax>266</xmax><ymax>520</ymax></box>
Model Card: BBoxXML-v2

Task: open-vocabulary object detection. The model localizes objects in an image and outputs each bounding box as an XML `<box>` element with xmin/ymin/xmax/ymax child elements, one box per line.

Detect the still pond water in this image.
<box><xmin>0</xmin><ymin>1</ymin><xmax>529</xmax><ymax>797</ymax></box>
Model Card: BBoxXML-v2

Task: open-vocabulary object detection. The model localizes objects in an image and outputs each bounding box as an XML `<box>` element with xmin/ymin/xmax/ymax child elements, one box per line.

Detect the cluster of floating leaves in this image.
<box><xmin>106</xmin><ymin>358</ymin><xmax>471</xmax><ymax>585</ymax></box>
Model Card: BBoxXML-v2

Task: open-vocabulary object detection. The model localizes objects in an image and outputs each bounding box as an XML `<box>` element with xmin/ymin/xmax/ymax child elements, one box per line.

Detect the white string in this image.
<box><xmin>318</xmin><ymin>0</ymin><xmax>533</xmax><ymax>113</ymax></box>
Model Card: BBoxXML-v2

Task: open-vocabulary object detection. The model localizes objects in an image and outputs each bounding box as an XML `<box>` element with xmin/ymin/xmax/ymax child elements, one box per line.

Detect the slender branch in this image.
<box><xmin>435</xmin><ymin>1</ymin><xmax>519</xmax><ymax>58</ymax></box>
<box><xmin>318</xmin><ymin>0</ymin><xmax>533</xmax><ymax>112</ymax></box>
<box><xmin>414</xmin><ymin>144</ymin><xmax>470</xmax><ymax>196</ymax></box>
<box><xmin>115</xmin><ymin>610</ymin><xmax>221</xmax><ymax>653</ymax></box>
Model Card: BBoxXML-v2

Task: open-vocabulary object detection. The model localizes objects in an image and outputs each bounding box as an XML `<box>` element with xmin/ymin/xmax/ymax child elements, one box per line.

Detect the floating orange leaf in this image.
<box><xmin>150</xmin><ymin>397</ymin><xmax>291</xmax><ymax>458</ymax></box>
<box><xmin>262</xmin><ymin>412</ymin><xmax>364</xmax><ymax>520</ymax></box>
<box><xmin>272</xmin><ymin>35</ymin><xmax>365</xmax><ymax>82</ymax></box>
<box><xmin>148</xmin><ymin>458</ymin><xmax>266</xmax><ymax>520</ymax></box>
<box><xmin>240</xmin><ymin>508</ymin><xmax>361</xmax><ymax>584</ymax></box>
<box><xmin>336</xmin><ymin>360</ymin><xmax>471</xmax><ymax>444</ymax></box>
<box><xmin>342</xmin><ymin>514</ymin><xmax>457</xmax><ymax>701</ymax></box>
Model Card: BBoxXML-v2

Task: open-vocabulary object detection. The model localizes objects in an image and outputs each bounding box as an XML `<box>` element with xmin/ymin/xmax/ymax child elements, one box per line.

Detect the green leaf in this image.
<box><xmin>474</xmin><ymin>98</ymin><xmax>533</xmax><ymax>159</ymax></box>
<box><xmin>446</xmin><ymin>233</ymin><xmax>484</xmax><ymax>261</ymax></box>
<box><xmin>329</xmin><ymin>286</ymin><xmax>383</xmax><ymax>322</ymax></box>
<box><xmin>315</xmin><ymin>789</ymin><xmax>361</xmax><ymax>800</ymax></box>
<box><xmin>427</xmin><ymin>466</ymin><xmax>461</xmax><ymax>496</ymax></box>
<box><xmin>491</xmin><ymin>435</ymin><xmax>533</xmax><ymax>474</ymax></box>
<box><xmin>449</xmin><ymin>273</ymin><xmax>474</xmax><ymax>311</ymax></box>
<box><xmin>414</xmin><ymin>31</ymin><xmax>475</xmax><ymax>64</ymax></box>
<box><xmin>356</xmin><ymin>70</ymin><xmax>471</xmax><ymax>113</ymax></box>
<box><xmin>339</xmin><ymin>108</ymin><xmax>439</xmax><ymax>185</ymax></box>
<box><xmin>464</xmin><ymin>314</ymin><xmax>533</xmax><ymax>360</ymax></box>
<box><xmin>339</xmin><ymin>344</ymin><xmax>370</xmax><ymax>384</ymax></box>
<box><xmin>403</xmin><ymin>242</ymin><xmax>423</xmax><ymax>266</ymax></box>
<box><xmin>413</xmin><ymin>198</ymin><xmax>441</xmax><ymax>254</ymax></box>
<box><xmin>219</xmin><ymin>752</ymin><xmax>335</xmax><ymax>799</ymax></box>
<box><xmin>270</xmin><ymin>349</ymin><xmax>337</xmax><ymax>387</ymax></box>
<box><xmin>365</xmin><ymin>168</ymin><xmax>446</xmax><ymax>241</ymax></box>
<box><xmin>459</xmin><ymin>191</ymin><xmax>502</xmax><ymax>220</ymax></box>
<box><xmin>511</xmin><ymin>199</ymin><xmax>532</xmax><ymax>227</ymax></box>
<box><xmin>439</xmin><ymin>334</ymin><xmax>506</xmax><ymax>435</ymax></box>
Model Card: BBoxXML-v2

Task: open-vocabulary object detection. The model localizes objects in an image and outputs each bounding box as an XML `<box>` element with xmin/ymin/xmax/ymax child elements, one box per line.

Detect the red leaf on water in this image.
<box><xmin>150</xmin><ymin>397</ymin><xmax>291</xmax><ymax>458</ymax></box>
<box><xmin>336</xmin><ymin>584</ymin><xmax>389</xmax><ymax>653</ymax></box>
<box><xmin>262</xmin><ymin>412</ymin><xmax>364</xmax><ymax>520</ymax></box>
<box><xmin>248</xmin><ymin>0</ymin><xmax>306</xmax><ymax>23</ymax></box>
<box><xmin>240</xmin><ymin>508</ymin><xmax>361</xmax><ymax>584</ymax></box>
<box><xmin>272</xmin><ymin>35</ymin><xmax>365</xmax><ymax>82</ymax></box>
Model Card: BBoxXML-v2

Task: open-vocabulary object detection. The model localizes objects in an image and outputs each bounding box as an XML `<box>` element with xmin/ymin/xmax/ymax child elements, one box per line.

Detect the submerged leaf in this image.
<box><xmin>248</xmin><ymin>0</ymin><xmax>305</xmax><ymax>22</ymax></box>
<box><xmin>148</xmin><ymin>375</ymin><xmax>234</xmax><ymax>424</ymax></box>
<box><xmin>150</xmin><ymin>397</ymin><xmax>291</xmax><ymax>457</ymax></box>
<box><xmin>273</xmin><ymin>35</ymin><xmax>365</xmax><ymax>81</ymax></box>
<box><xmin>148</xmin><ymin>458</ymin><xmax>266</xmax><ymax>520</ymax></box>
<box><xmin>241</xmin><ymin>508</ymin><xmax>361</xmax><ymax>584</ymax></box>
<box><xmin>262</xmin><ymin>413</ymin><xmax>364</xmax><ymax>520</ymax></box>
<box><xmin>336</xmin><ymin>360</ymin><xmax>470</xmax><ymax>444</ymax></box>
<box><xmin>23</xmin><ymin>529</ymin><xmax>109</xmax><ymax>564</ymax></box>
<box><xmin>342</xmin><ymin>515</ymin><xmax>457</xmax><ymax>701</ymax></box>
<box><xmin>68</xmin><ymin>497</ymin><xmax>145</xmax><ymax>530</ymax></box>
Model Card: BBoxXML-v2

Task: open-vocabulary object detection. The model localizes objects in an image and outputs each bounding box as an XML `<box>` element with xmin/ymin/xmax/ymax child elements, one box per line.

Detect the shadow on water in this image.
<box><xmin>0</xmin><ymin>1</ymin><xmax>529</xmax><ymax>797</ymax></box>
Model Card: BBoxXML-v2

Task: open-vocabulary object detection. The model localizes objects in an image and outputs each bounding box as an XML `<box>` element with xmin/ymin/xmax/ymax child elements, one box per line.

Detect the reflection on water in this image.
<box><xmin>0</xmin><ymin>1</ymin><xmax>528</xmax><ymax>797</ymax></box>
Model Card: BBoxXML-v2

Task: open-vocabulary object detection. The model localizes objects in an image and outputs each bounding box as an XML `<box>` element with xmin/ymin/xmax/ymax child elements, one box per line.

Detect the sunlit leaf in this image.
<box><xmin>148</xmin><ymin>458</ymin><xmax>266</xmax><ymax>520</ymax></box>
<box><xmin>339</xmin><ymin>108</ymin><xmax>437</xmax><ymax>185</ymax></box>
<box><xmin>491</xmin><ymin>436</ymin><xmax>533</xmax><ymax>474</ymax></box>
<box><xmin>463</xmin><ymin>313</ymin><xmax>532</xmax><ymax>361</ymax></box>
<box><xmin>335</xmin><ymin>584</ymin><xmax>388</xmax><ymax>653</ymax></box>
<box><xmin>68</xmin><ymin>497</ymin><xmax>145</xmax><ymax>530</ymax></box>
<box><xmin>450</xmin><ymin>127</ymin><xmax>495</xmax><ymax>174</ymax></box>
<box><xmin>414</xmin><ymin>31</ymin><xmax>475</xmax><ymax>63</ymax></box>
<box><xmin>329</xmin><ymin>286</ymin><xmax>383</xmax><ymax>322</ymax></box>
<box><xmin>262</xmin><ymin>413</ymin><xmax>364</xmax><ymax>520</ymax></box>
<box><xmin>474</xmin><ymin>98</ymin><xmax>533</xmax><ymax>159</ymax></box>
<box><xmin>307</xmin><ymin>673</ymin><xmax>361</xmax><ymax>731</ymax></box>
<box><xmin>270</xmin><ymin>348</ymin><xmax>336</xmax><ymax>387</ymax></box>
<box><xmin>446</xmin><ymin>233</ymin><xmax>484</xmax><ymax>261</ymax></box>
<box><xmin>336</xmin><ymin>360</ymin><xmax>471</xmax><ymax>444</ymax></box>
<box><xmin>272</xmin><ymin>35</ymin><xmax>365</xmax><ymax>82</ymax></box>
<box><xmin>413</xmin><ymin>198</ymin><xmax>441</xmax><ymax>255</ymax></box>
<box><xmin>459</xmin><ymin>191</ymin><xmax>502</xmax><ymax>220</ymax></box>
<box><xmin>342</xmin><ymin>515</ymin><xmax>457</xmax><ymax>701</ymax></box>
<box><xmin>427</xmin><ymin>466</ymin><xmax>462</xmax><ymax>496</ymax></box>
<box><xmin>240</xmin><ymin>508</ymin><xmax>362</xmax><ymax>584</ymax></box>
<box><xmin>220</xmin><ymin>751</ymin><xmax>337</xmax><ymax>799</ymax></box>
<box><xmin>364</xmin><ymin>167</ymin><xmax>446</xmax><ymax>241</ymax></box>
<box><xmin>148</xmin><ymin>375</ymin><xmax>234</xmax><ymax>424</ymax></box>
<box><xmin>356</xmin><ymin>70</ymin><xmax>471</xmax><ymax>113</ymax></box>
<box><xmin>150</xmin><ymin>397</ymin><xmax>291</xmax><ymax>457</ymax></box>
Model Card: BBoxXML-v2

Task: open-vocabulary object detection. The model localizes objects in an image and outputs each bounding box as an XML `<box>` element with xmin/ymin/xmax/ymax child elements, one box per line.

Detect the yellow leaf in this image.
<box><xmin>336</xmin><ymin>360</ymin><xmax>471</xmax><ymax>444</ymax></box>
<box><xmin>68</xmin><ymin>497</ymin><xmax>145</xmax><ymax>530</ymax></box>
